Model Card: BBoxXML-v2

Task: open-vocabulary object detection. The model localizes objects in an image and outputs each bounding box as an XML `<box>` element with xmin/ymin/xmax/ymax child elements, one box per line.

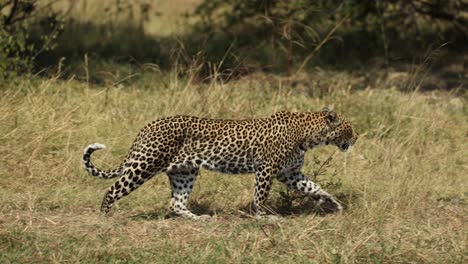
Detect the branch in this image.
<box><xmin>410</xmin><ymin>1</ymin><xmax>455</xmax><ymax>21</ymax></box>
<box><xmin>409</xmin><ymin>0</ymin><xmax>467</xmax><ymax>37</ymax></box>
<box><xmin>295</xmin><ymin>15</ymin><xmax>348</xmax><ymax>74</ymax></box>
<box><xmin>0</xmin><ymin>1</ymin><xmax>13</xmax><ymax>11</ymax></box>
<box><xmin>4</xmin><ymin>0</ymin><xmax>18</xmax><ymax>25</ymax></box>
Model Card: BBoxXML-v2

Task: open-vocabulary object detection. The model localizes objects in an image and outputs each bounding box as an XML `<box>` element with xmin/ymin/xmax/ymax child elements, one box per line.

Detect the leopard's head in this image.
<box><xmin>321</xmin><ymin>108</ymin><xmax>357</xmax><ymax>152</ymax></box>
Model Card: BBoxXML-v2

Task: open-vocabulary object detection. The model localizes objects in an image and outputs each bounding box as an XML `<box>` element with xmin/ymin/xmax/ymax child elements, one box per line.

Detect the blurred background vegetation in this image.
<box><xmin>0</xmin><ymin>0</ymin><xmax>466</xmax><ymax>90</ymax></box>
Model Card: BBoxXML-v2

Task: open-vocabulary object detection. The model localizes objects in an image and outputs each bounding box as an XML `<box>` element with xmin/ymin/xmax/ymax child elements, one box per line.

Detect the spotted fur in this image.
<box><xmin>82</xmin><ymin>108</ymin><xmax>357</xmax><ymax>219</ymax></box>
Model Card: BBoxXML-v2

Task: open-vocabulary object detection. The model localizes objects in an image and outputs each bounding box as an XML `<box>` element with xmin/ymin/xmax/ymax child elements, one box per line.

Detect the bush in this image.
<box><xmin>0</xmin><ymin>0</ymin><xmax>62</xmax><ymax>79</ymax></box>
<box><xmin>190</xmin><ymin>0</ymin><xmax>467</xmax><ymax>74</ymax></box>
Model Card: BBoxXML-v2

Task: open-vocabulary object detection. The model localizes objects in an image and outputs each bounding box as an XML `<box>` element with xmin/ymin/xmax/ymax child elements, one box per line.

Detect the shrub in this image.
<box><xmin>190</xmin><ymin>0</ymin><xmax>467</xmax><ymax>73</ymax></box>
<box><xmin>0</xmin><ymin>0</ymin><xmax>62</xmax><ymax>79</ymax></box>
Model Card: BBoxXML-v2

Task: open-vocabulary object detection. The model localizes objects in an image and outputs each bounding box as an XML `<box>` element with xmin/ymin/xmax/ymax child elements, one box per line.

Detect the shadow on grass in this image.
<box><xmin>130</xmin><ymin>211</ymin><xmax>166</xmax><ymax>221</ymax></box>
<box><xmin>129</xmin><ymin>200</ymin><xmax>219</xmax><ymax>221</ymax></box>
<box><xmin>128</xmin><ymin>192</ymin><xmax>361</xmax><ymax>221</ymax></box>
<box><xmin>230</xmin><ymin>189</ymin><xmax>362</xmax><ymax>219</ymax></box>
<box><xmin>33</xmin><ymin>18</ymin><xmax>467</xmax><ymax>90</ymax></box>
<box><xmin>34</xmin><ymin>20</ymin><xmax>172</xmax><ymax>83</ymax></box>
<box><xmin>270</xmin><ymin>189</ymin><xmax>362</xmax><ymax>217</ymax></box>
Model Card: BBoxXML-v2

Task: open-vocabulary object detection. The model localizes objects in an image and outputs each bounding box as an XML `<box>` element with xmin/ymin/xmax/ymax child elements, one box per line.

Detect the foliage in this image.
<box><xmin>191</xmin><ymin>1</ymin><xmax>334</xmax><ymax>74</ymax></box>
<box><xmin>0</xmin><ymin>0</ymin><xmax>63</xmax><ymax>79</ymax></box>
<box><xmin>3</xmin><ymin>0</ymin><xmax>466</xmax><ymax>80</ymax></box>
<box><xmin>191</xmin><ymin>0</ymin><xmax>467</xmax><ymax>73</ymax></box>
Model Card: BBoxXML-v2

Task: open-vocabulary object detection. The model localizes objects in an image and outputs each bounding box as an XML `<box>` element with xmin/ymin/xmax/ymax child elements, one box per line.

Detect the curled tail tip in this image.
<box><xmin>89</xmin><ymin>143</ymin><xmax>106</xmax><ymax>150</ymax></box>
<box><xmin>85</xmin><ymin>143</ymin><xmax>106</xmax><ymax>152</ymax></box>
<box><xmin>82</xmin><ymin>142</ymin><xmax>106</xmax><ymax>170</ymax></box>
<box><xmin>83</xmin><ymin>143</ymin><xmax>106</xmax><ymax>157</ymax></box>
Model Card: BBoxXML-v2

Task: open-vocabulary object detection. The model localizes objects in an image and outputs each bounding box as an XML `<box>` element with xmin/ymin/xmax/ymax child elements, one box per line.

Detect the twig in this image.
<box><xmin>296</xmin><ymin>15</ymin><xmax>348</xmax><ymax>74</ymax></box>
<box><xmin>346</xmin><ymin>231</ymin><xmax>376</xmax><ymax>258</ymax></box>
<box><xmin>312</xmin><ymin>150</ymin><xmax>336</xmax><ymax>180</ymax></box>
<box><xmin>260</xmin><ymin>225</ymin><xmax>277</xmax><ymax>247</ymax></box>
<box><xmin>4</xmin><ymin>0</ymin><xmax>19</xmax><ymax>25</ymax></box>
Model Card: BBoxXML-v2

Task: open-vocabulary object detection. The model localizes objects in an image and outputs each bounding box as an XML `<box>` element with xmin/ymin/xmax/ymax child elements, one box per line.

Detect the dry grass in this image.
<box><xmin>0</xmin><ymin>73</ymin><xmax>466</xmax><ymax>263</ymax></box>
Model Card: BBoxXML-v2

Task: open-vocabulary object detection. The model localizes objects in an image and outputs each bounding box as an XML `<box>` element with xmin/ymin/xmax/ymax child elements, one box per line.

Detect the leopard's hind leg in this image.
<box><xmin>100</xmin><ymin>161</ymin><xmax>165</xmax><ymax>215</ymax></box>
<box><xmin>166</xmin><ymin>166</ymin><xmax>207</xmax><ymax>220</ymax></box>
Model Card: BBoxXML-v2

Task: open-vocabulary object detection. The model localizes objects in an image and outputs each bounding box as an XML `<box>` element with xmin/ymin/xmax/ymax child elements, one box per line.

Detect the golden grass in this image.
<box><xmin>0</xmin><ymin>73</ymin><xmax>466</xmax><ymax>263</ymax></box>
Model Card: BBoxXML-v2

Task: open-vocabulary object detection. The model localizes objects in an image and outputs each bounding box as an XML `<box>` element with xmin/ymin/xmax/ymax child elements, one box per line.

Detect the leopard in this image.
<box><xmin>82</xmin><ymin>108</ymin><xmax>357</xmax><ymax>219</ymax></box>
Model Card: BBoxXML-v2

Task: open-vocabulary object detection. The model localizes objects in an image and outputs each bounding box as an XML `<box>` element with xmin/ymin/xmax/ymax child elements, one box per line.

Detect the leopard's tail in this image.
<box><xmin>82</xmin><ymin>143</ymin><xmax>122</xmax><ymax>179</ymax></box>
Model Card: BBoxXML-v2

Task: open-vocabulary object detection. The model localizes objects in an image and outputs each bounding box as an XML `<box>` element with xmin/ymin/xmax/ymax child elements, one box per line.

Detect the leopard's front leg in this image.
<box><xmin>277</xmin><ymin>170</ymin><xmax>343</xmax><ymax>212</ymax></box>
<box><xmin>252</xmin><ymin>164</ymin><xmax>277</xmax><ymax>218</ymax></box>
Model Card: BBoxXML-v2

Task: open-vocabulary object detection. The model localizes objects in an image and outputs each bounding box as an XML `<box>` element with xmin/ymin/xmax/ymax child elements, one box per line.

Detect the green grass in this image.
<box><xmin>0</xmin><ymin>72</ymin><xmax>466</xmax><ymax>263</ymax></box>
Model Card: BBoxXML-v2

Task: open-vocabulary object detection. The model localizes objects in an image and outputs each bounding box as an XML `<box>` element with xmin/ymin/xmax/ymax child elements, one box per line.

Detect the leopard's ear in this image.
<box><xmin>322</xmin><ymin>107</ymin><xmax>330</xmax><ymax>113</ymax></box>
<box><xmin>326</xmin><ymin>110</ymin><xmax>341</xmax><ymax>128</ymax></box>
